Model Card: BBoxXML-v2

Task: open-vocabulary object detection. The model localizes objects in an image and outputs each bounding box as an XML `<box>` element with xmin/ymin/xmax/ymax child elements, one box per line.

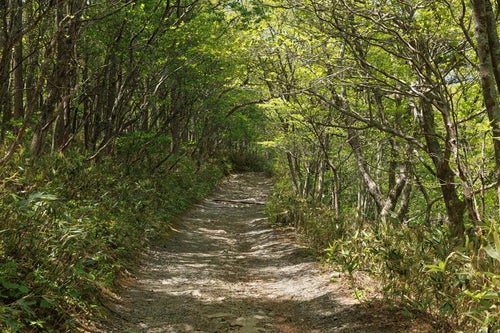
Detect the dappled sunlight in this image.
<box><xmin>101</xmin><ymin>173</ymin><xmax>431</xmax><ymax>332</ymax></box>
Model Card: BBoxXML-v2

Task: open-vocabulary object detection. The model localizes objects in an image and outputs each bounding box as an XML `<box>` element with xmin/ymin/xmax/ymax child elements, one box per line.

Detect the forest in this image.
<box><xmin>0</xmin><ymin>0</ymin><xmax>499</xmax><ymax>331</ymax></box>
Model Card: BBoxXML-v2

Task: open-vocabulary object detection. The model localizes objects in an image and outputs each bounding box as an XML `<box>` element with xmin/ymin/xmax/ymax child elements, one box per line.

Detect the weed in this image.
<box><xmin>267</xmin><ymin>179</ymin><xmax>500</xmax><ymax>331</ymax></box>
<box><xmin>0</xmin><ymin>150</ymin><xmax>223</xmax><ymax>331</ymax></box>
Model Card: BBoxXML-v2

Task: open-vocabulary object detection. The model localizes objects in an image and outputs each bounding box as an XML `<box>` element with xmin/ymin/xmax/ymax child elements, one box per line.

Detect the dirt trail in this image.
<box><xmin>98</xmin><ymin>173</ymin><xmax>428</xmax><ymax>333</ymax></box>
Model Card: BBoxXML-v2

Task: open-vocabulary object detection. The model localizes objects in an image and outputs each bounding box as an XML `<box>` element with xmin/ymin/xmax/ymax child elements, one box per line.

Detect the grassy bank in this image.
<box><xmin>0</xmin><ymin>151</ymin><xmax>223</xmax><ymax>332</ymax></box>
<box><xmin>266</xmin><ymin>175</ymin><xmax>500</xmax><ymax>332</ymax></box>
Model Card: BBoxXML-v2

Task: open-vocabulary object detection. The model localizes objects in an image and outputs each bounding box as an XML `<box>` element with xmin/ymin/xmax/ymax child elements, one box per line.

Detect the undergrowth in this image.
<box><xmin>0</xmin><ymin>146</ymin><xmax>223</xmax><ymax>332</ymax></box>
<box><xmin>267</xmin><ymin>178</ymin><xmax>500</xmax><ymax>332</ymax></box>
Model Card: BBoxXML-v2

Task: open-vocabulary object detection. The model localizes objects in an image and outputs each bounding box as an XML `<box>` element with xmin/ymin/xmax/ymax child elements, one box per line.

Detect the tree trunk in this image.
<box><xmin>31</xmin><ymin>1</ymin><xmax>72</xmax><ymax>157</ymax></box>
<box><xmin>53</xmin><ymin>1</ymin><xmax>83</xmax><ymax>151</ymax></box>
<box><xmin>331</xmin><ymin>167</ymin><xmax>340</xmax><ymax>218</ymax></box>
<box><xmin>12</xmin><ymin>0</ymin><xmax>23</xmax><ymax>122</ymax></box>
<box><xmin>286</xmin><ymin>150</ymin><xmax>303</xmax><ymax>195</ymax></box>
<box><xmin>418</xmin><ymin>97</ymin><xmax>465</xmax><ymax>240</ymax></box>
<box><xmin>0</xmin><ymin>1</ymin><xmax>12</xmax><ymax>142</ymax></box>
<box><xmin>169</xmin><ymin>79</ymin><xmax>183</xmax><ymax>153</ymax></box>
<box><xmin>470</xmin><ymin>0</ymin><xmax>500</xmax><ymax>215</ymax></box>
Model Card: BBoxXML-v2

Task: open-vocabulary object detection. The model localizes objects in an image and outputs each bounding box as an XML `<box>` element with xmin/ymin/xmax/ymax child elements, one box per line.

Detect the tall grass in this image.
<box><xmin>0</xmin><ymin>150</ymin><xmax>222</xmax><ymax>332</ymax></box>
<box><xmin>266</xmin><ymin>181</ymin><xmax>500</xmax><ymax>332</ymax></box>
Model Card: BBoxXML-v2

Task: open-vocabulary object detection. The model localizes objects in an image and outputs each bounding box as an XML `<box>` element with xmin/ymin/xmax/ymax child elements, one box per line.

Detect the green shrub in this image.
<box><xmin>266</xmin><ymin>178</ymin><xmax>500</xmax><ymax>332</ymax></box>
<box><xmin>0</xmin><ymin>151</ymin><xmax>222</xmax><ymax>332</ymax></box>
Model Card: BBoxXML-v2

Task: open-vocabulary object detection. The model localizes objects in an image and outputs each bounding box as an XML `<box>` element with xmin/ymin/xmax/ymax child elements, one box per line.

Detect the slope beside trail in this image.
<box><xmin>97</xmin><ymin>172</ymin><xmax>432</xmax><ymax>333</ymax></box>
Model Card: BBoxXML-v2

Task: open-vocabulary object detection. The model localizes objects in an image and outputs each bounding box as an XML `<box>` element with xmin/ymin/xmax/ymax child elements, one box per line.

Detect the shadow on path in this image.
<box><xmin>98</xmin><ymin>173</ymin><xmax>434</xmax><ymax>333</ymax></box>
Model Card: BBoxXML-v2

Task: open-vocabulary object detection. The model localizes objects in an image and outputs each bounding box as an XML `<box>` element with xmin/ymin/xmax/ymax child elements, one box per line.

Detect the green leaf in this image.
<box><xmin>425</xmin><ymin>260</ymin><xmax>447</xmax><ymax>273</ymax></box>
<box><xmin>28</xmin><ymin>192</ymin><xmax>58</xmax><ymax>202</ymax></box>
<box><xmin>16</xmin><ymin>299</ymin><xmax>36</xmax><ymax>316</ymax></box>
<box><xmin>28</xmin><ymin>320</ymin><xmax>45</xmax><ymax>328</ymax></box>
<box><xmin>483</xmin><ymin>245</ymin><xmax>500</xmax><ymax>260</ymax></box>
<box><xmin>2</xmin><ymin>280</ymin><xmax>20</xmax><ymax>290</ymax></box>
<box><xmin>17</xmin><ymin>285</ymin><xmax>29</xmax><ymax>295</ymax></box>
<box><xmin>476</xmin><ymin>291</ymin><xmax>500</xmax><ymax>300</ymax></box>
<box><xmin>40</xmin><ymin>297</ymin><xmax>54</xmax><ymax>309</ymax></box>
<box><xmin>1</xmin><ymin>280</ymin><xmax>28</xmax><ymax>294</ymax></box>
<box><xmin>440</xmin><ymin>302</ymin><xmax>453</xmax><ymax>314</ymax></box>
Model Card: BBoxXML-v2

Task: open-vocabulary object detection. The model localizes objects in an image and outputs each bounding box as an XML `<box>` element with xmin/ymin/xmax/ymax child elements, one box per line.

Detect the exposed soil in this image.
<box><xmin>95</xmin><ymin>173</ymin><xmax>435</xmax><ymax>333</ymax></box>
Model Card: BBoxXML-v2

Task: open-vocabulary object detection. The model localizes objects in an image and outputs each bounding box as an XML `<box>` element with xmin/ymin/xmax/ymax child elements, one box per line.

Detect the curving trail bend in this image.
<box><xmin>98</xmin><ymin>173</ymin><xmax>428</xmax><ymax>333</ymax></box>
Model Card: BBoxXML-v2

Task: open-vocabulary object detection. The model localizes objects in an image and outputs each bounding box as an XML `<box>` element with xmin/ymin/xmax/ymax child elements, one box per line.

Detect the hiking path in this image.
<box><xmin>97</xmin><ymin>172</ymin><xmax>432</xmax><ymax>333</ymax></box>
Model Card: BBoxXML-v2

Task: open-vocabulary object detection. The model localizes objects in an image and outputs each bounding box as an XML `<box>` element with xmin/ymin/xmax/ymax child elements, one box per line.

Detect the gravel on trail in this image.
<box><xmin>96</xmin><ymin>172</ymin><xmax>434</xmax><ymax>333</ymax></box>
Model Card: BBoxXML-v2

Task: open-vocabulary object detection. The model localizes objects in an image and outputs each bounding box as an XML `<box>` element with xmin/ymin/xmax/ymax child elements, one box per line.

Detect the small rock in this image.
<box><xmin>253</xmin><ymin>314</ymin><xmax>268</xmax><ymax>320</ymax></box>
<box><xmin>231</xmin><ymin>317</ymin><xmax>259</xmax><ymax>327</ymax></box>
<box><xmin>330</xmin><ymin>272</ymin><xmax>343</xmax><ymax>280</ymax></box>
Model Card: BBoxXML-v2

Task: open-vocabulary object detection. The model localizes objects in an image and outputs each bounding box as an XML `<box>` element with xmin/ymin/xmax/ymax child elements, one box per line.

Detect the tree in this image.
<box><xmin>469</xmin><ymin>0</ymin><xmax>500</xmax><ymax>215</ymax></box>
<box><xmin>0</xmin><ymin>0</ymin><xmax>268</xmax><ymax>167</ymax></box>
<box><xmin>250</xmin><ymin>0</ymin><xmax>498</xmax><ymax>240</ymax></box>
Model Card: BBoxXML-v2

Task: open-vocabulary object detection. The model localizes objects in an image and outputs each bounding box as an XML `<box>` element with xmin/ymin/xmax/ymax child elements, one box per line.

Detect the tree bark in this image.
<box><xmin>0</xmin><ymin>2</ymin><xmax>12</xmax><ymax>142</ymax></box>
<box><xmin>418</xmin><ymin>97</ymin><xmax>465</xmax><ymax>240</ymax></box>
<box><xmin>53</xmin><ymin>0</ymin><xmax>84</xmax><ymax>151</ymax></box>
<box><xmin>12</xmin><ymin>0</ymin><xmax>23</xmax><ymax>122</ymax></box>
<box><xmin>470</xmin><ymin>0</ymin><xmax>500</xmax><ymax>215</ymax></box>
